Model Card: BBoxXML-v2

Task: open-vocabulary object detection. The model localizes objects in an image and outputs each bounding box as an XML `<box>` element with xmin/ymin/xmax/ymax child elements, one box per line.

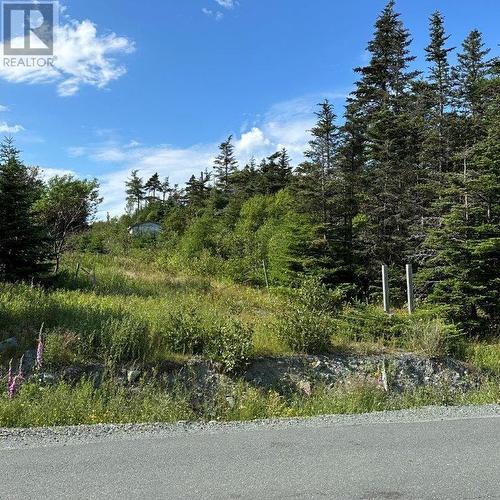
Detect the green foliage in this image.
<box><xmin>0</xmin><ymin>138</ymin><xmax>50</xmax><ymax>281</ymax></box>
<box><xmin>0</xmin><ymin>380</ymin><xmax>193</xmax><ymax>428</ymax></box>
<box><xmin>274</xmin><ymin>306</ymin><xmax>335</xmax><ymax>354</ymax></box>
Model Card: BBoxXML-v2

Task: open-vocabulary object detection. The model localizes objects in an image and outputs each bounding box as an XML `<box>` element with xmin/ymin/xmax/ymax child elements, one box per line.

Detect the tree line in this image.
<box><xmin>0</xmin><ymin>138</ymin><xmax>101</xmax><ymax>281</ymax></box>
<box><xmin>123</xmin><ymin>1</ymin><xmax>499</xmax><ymax>335</ymax></box>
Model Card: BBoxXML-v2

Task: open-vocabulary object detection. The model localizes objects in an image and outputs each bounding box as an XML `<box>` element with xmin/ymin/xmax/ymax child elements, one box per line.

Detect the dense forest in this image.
<box><xmin>1</xmin><ymin>1</ymin><xmax>499</xmax><ymax>338</ymax></box>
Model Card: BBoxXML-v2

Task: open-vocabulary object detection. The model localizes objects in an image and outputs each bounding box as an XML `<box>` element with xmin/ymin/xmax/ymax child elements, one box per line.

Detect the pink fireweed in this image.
<box><xmin>8</xmin><ymin>375</ymin><xmax>19</xmax><ymax>399</ymax></box>
<box><xmin>8</xmin><ymin>356</ymin><xmax>24</xmax><ymax>399</ymax></box>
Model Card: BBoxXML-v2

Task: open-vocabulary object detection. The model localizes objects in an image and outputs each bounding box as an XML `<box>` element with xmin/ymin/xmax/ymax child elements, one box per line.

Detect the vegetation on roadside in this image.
<box><xmin>1</xmin><ymin>377</ymin><xmax>499</xmax><ymax>428</ymax></box>
<box><xmin>0</xmin><ymin>1</ymin><xmax>499</xmax><ymax>428</ymax></box>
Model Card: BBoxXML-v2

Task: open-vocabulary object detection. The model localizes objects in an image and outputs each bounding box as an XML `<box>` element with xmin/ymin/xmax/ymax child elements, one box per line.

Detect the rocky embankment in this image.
<box><xmin>1</xmin><ymin>335</ymin><xmax>482</xmax><ymax>397</ymax></box>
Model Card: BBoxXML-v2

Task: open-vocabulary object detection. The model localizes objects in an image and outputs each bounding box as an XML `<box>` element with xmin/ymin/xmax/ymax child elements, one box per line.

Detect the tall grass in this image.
<box><xmin>1</xmin><ymin>377</ymin><xmax>498</xmax><ymax>428</ymax></box>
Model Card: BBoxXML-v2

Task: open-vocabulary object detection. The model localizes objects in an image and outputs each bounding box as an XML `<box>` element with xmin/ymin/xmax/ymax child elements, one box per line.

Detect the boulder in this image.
<box><xmin>0</xmin><ymin>337</ymin><xmax>18</xmax><ymax>354</ymax></box>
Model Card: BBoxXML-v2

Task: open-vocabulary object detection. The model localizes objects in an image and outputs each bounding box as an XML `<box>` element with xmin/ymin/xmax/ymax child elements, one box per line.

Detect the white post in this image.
<box><xmin>406</xmin><ymin>263</ymin><xmax>415</xmax><ymax>314</ymax></box>
<box><xmin>382</xmin><ymin>264</ymin><xmax>390</xmax><ymax>314</ymax></box>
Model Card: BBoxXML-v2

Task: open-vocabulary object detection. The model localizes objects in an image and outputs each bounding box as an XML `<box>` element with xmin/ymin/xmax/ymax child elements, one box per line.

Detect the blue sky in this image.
<box><xmin>1</xmin><ymin>0</ymin><xmax>499</xmax><ymax>216</ymax></box>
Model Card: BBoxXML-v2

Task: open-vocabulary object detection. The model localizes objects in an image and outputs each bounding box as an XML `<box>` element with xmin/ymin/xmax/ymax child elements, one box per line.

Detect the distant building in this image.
<box><xmin>128</xmin><ymin>222</ymin><xmax>162</xmax><ymax>237</ymax></box>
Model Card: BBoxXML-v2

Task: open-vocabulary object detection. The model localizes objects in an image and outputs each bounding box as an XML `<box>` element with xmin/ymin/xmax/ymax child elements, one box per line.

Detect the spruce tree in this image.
<box><xmin>452</xmin><ymin>30</ymin><xmax>491</xmax><ymax>119</ymax></box>
<box><xmin>421</xmin><ymin>63</ymin><xmax>500</xmax><ymax>334</ymax></box>
<box><xmin>159</xmin><ymin>177</ymin><xmax>170</xmax><ymax>202</ymax></box>
<box><xmin>145</xmin><ymin>173</ymin><xmax>161</xmax><ymax>200</ymax></box>
<box><xmin>295</xmin><ymin>100</ymin><xmax>338</xmax><ymax>234</ymax></box>
<box><xmin>423</xmin><ymin>11</ymin><xmax>454</xmax><ymax>174</ymax></box>
<box><xmin>213</xmin><ymin>135</ymin><xmax>238</xmax><ymax>192</ymax></box>
<box><xmin>0</xmin><ymin>138</ymin><xmax>48</xmax><ymax>281</ymax></box>
<box><xmin>260</xmin><ymin>148</ymin><xmax>292</xmax><ymax>195</ymax></box>
<box><xmin>125</xmin><ymin>170</ymin><xmax>145</xmax><ymax>213</ymax></box>
<box><xmin>352</xmin><ymin>0</ymin><xmax>421</xmax><ymax>286</ymax></box>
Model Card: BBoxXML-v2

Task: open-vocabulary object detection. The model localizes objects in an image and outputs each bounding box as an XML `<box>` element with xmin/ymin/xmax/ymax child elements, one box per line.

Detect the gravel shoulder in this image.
<box><xmin>2</xmin><ymin>403</ymin><xmax>499</xmax><ymax>450</ymax></box>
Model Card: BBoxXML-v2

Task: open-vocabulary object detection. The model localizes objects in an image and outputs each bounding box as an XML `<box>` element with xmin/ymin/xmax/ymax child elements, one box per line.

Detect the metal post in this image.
<box><xmin>406</xmin><ymin>263</ymin><xmax>415</xmax><ymax>314</ymax></box>
<box><xmin>382</xmin><ymin>264</ymin><xmax>390</xmax><ymax>314</ymax></box>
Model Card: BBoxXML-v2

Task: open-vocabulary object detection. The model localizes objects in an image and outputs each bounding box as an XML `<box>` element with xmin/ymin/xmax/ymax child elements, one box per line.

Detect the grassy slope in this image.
<box><xmin>0</xmin><ymin>251</ymin><xmax>499</xmax><ymax>427</ymax></box>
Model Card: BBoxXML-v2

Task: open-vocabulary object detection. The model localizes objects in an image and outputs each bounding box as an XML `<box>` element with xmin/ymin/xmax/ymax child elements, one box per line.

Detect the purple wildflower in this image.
<box><xmin>35</xmin><ymin>324</ymin><xmax>44</xmax><ymax>372</ymax></box>
<box><xmin>8</xmin><ymin>375</ymin><xmax>19</xmax><ymax>399</ymax></box>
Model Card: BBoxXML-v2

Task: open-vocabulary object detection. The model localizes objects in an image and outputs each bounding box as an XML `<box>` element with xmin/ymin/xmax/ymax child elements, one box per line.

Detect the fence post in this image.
<box><xmin>382</xmin><ymin>264</ymin><xmax>390</xmax><ymax>314</ymax></box>
<box><xmin>406</xmin><ymin>263</ymin><xmax>415</xmax><ymax>314</ymax></box>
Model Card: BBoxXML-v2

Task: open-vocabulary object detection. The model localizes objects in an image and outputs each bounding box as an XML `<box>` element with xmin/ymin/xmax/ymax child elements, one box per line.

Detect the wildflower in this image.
<box><xmin>35</xmin><ymin>323</ymin><xmax>45</xmax><ymax>372</ymax></box>
<box><xmin>7</xmin><ymin>357</ymin><xmax>23</xmax><ymax>399</ymax></box>
<box><xmin>8</xmin><ymin>375</ymin><xmax>19</xmax><ymax>399</ymax></box>
<box><xmin>7</xmin><ymin>358</ymin><xmax>13</xmax><ymax>389</ymax></box>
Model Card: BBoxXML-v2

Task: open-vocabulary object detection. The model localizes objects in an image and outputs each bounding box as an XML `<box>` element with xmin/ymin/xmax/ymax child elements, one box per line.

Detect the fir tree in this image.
<box><xmin>452</xmin><ymin>29</ymin><xmax>491</xmax><ymax>119</ymax></box>
<box><xmin>295</xmin><ymin>100</ymin><xmax>338</xmax><ymax>231</ymax></box>
<box><xmin>159</xmin><ymin>177</ymin><xmax>170</xmax><ymax>202</ymax></box>
<box><xmin>125</xmin><ymin>170</ymin><xmax>145</xmax><ymax>213</ymax></box>
<box><xmin>352</xmin><ymin>0</ymin><xmax>421</xmax><ymax>282</ymax></box>
<box><xmin>145</xmin><ymin>173</ymin><xmax>161</xmax><ymax>200</ymax></box>
<box><xmin>0</xmin><ymin>138</ymin><xmax>49</xmax><ymax>281</ymax></box>
<box><xmin>260</xmin><ymin>148</ymin><xmax>292</xmax><ymax>195</ymax></box>
<box><xmin>423</xmin><ymin>11</ymin><xmax>454</xmax><ymax>174</ymax></box>
<box><xmin>214</xmin><ymin>135</ymin><xmax>238</xmax><ymax>192</ymax></box>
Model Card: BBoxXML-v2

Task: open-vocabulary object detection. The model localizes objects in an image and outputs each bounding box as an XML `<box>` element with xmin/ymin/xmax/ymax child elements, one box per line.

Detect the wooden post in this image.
<box><xmin>406</xmin><ymin>263</ymin><xmax>415</xmax><ymax>314</ymax></box>
<box><xmin>382</xmin><ymin>264</ymin><xmax>390</xmax><ymax>314</ymax></box>
<box><xmin>262</xmin><ymin>260</ymin><xmax>269</xmax><ymax>289</ymax></box>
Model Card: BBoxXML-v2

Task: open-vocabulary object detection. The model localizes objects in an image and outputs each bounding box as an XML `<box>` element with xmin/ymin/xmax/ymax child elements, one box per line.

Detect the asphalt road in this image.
<box><xmin>1</xmin><ymin>406</ymin><xmax>499</xmax><ymax>499</ymax></box>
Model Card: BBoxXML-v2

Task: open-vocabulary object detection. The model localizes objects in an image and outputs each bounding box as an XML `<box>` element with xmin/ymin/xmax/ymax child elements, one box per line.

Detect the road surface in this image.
<box><xmin>1</xmin><ymin>405</ymin><xmax>499</xmax><ymax>499</ymax></box>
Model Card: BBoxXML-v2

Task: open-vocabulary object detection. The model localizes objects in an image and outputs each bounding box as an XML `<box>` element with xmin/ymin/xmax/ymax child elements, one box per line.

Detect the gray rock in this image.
<box><xmin>297</xmin><ymin>380</ymin><xmax>312</xmax><ymax>397</ymax></box>
<box><xmin>40</xmin><ymin>373</ymin><xmax>56</xmax><ymax>385</ymax></box>
<box><xmin>0</xmin><ymin>337</ymin><xmax>18</xmax><ymax>354</ymax></box>
<box><xmin>127</xmin><ymin>369</ymin><xmax>141</xmax><ymax>384</ymax></box>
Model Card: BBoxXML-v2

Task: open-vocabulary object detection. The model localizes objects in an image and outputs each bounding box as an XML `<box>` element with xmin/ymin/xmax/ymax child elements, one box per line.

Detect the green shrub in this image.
<box><xmin>205</xmin><ymin>319</ymin><xmax>252</xmax><ymax>372</ymax></box>
<box><xmin>275</xmin><ymin>305</ymin><xmax>334</xmax><ymax>353</ymax></box>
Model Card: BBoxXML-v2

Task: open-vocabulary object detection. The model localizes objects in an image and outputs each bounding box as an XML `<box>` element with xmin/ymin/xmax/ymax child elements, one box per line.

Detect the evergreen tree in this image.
<box><xmin>259</xmin><ymin>148</ymin><xmax>292</xmax><ymax>195</ymax></box>
<box><xmin>352</xmin><ymin>0</ymin><xmax>422</xmax><ymax>285</ymax></box>
<box><xmin>159</xmin><ymin>177</ymin><xmax>170</xmax><ymax>202</ymax></box>
<box><xmin>185</xmin><ymin>170</ymin><xmax>211</xmax><ymax>209</ymax></box>
<box><xmin>451</xmin><ymin>30</ymin><xmax>491</xmax><ymax>119</ymax></box>
<box><xmin>353</xmin><ymin>0</ymin><xmax>419</xmax><ymax>113</ymax></box>
<box><xmin>125</xmin><ymin>170</ymin><xmax>145</xmax><ymax>213</ymax></box>
<box><xmin>423</xmin><ymin>11</ymin><xmax>454</xmax><ymax>174</ymax></box>
<box><xmin>0</xmin><ymin>138</ymin><xmax>49</xmax><ymax>281</ymax></box>
<box><xmin>420</xmin><ymin>63</ymin><xmax>500</xmax><ymax>334</ymax></box>
<box><xmin>145</xmin><ymin>173</ymin><xmax>161</xmax><ymax>200</ymax></box>
<box><xmin>214</xmin><ymin>135</ymin><xmax>238</xmax><ymax>191</ymax></box>
<box><xmin>295</xmin><ymin>100</ymin><xmax>338</xmax><ymax>231</ymax></box>
<box><xmin>230</xmin><ymin>157</ymin><xmax>261</xmax><ymax>199</ymax></box>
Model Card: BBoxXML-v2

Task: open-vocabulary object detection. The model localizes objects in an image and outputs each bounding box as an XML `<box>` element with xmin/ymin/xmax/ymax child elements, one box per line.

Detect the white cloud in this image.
<box><xmin>71</xmin><ymin>92</ymin><xmax>348</xmax><ymax>217</ymax></box>
<box><xmin>235</xmin><ymin>127</ymin><xmax>270</xmax><ymax>153</ymax></box>
<box><xmin>202</xmin><ymin>8</ymin><xmax>224</xmax><ymax>21</ymax></box>
<box><xmin>0</xmin><ymin>121</ymin><xmax>24</xmax><ymax>133</ymax></box>
<box><xmin>214</xmin><ymin>0</ymin><xmax>236</xmax><ymax>8</ymax></box>
<box><xmin>0</xmin><ymin>18</ymin><xmax>134</xmax><ymax>96</ymax></box>
<box><xmin>0</xmin><ymin>105</ymin><xmax>9</xmax><ymax>112</ymax></box>
<box><xmin>38</xmin><ymin>167</ymin><xmax>77</xmax><ymax>182</ymax></box>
